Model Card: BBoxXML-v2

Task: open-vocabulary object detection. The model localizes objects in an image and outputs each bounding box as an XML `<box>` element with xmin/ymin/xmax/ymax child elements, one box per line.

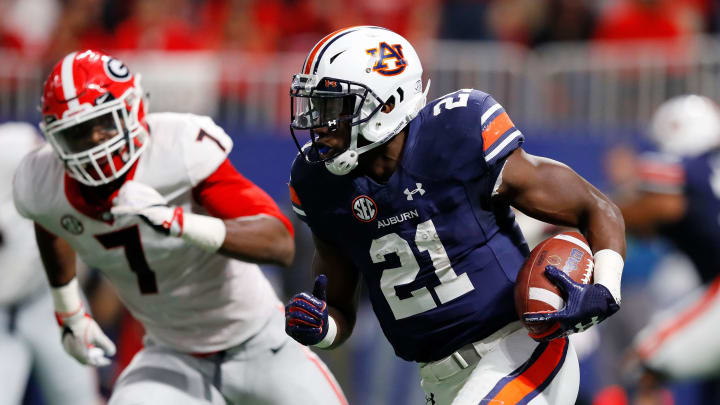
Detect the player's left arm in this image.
<box><xmin>495</xmin><ymin>148</ymin><xmax>626</xmax><ymax>337</ymax></box>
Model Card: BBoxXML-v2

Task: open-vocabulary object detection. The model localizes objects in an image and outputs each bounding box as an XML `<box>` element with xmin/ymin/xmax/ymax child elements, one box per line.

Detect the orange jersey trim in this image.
<box><xmin>483</xmin><ymin>112</ymin><xmax>515</xmax><ymax>151</ymax></box>
<box><xmin>289</xmin><ymin>184</ymin><xmax>302</xmax><ymax>207</ymax></box>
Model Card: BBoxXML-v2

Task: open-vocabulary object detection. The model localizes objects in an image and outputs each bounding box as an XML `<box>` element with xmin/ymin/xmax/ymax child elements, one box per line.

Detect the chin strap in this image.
<box><xmin>325</xmin><ymin>149</ymin><xmax>359</xmax><ymax>175</ymax></box>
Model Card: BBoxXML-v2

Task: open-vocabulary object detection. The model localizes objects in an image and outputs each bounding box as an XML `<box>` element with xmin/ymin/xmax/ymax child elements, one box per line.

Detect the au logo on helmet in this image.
<box><xmin>366</xmin><ymin>42</ymin><xmax>408</xmax><ymax>76</ymax></box>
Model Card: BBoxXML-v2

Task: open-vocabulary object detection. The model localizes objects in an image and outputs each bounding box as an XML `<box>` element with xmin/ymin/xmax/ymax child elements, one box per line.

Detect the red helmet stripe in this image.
<box><xmin>303</xmin><ymin>26</ymin><xmax>360</xmax><ymax>75</ymax></box>
<box><xmin>60</xmin><ymin>52</ymin><xmax>80</xmax><ymax>110</ymax></box>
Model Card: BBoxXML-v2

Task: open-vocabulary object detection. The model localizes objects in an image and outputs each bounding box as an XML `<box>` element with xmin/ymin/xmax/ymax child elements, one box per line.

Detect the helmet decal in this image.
<box><xmin>104</xmin><ymin>57</ymin><xmax>131</xmax><ymax>82</ymax></box>
<box><xmin>366</xmin><ymin>42</ymin><xmax>407</xmax><ymax>76</ymax></box>
<box><xmin>305</xmin><ymin>27</ymin><xmax>362</xmax><ymax>75</ymax></box>
<box><xmin>60</xmin><ymin>52</ymin><xmax>80</xmax><ymax>109</ymax></box>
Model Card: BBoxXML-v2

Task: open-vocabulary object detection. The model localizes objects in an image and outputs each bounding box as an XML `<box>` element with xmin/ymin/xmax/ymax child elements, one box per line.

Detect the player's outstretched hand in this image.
<box><xmin>56</xmin><ymin>310</ymin><xmax>117</xmax><ymax>367</ymax></box>
<box><xmin>523</xmin><ymin>265</ymin><xmax>620</xmax><ymax>341</ymax></box>
<box><xmin>285</xmin><ymin>274</ymin><xmax>329</xmax><ymax>346</ymax></box>
<box><xmin>111</xmin><ymin>180</ymin><xmax>184</xmax><ymax>236</ymax></box>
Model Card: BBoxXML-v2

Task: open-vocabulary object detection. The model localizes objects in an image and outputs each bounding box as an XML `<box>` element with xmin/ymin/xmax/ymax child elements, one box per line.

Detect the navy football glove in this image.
<box><xmin>285</xmin><ymin>275</ymin><xmax>329</xmax><ymax>346</ymax></box>
<box><xmin>523</xmin><ymin>265</ymin><xmax>620</xmax><ymax>342</ymax></box>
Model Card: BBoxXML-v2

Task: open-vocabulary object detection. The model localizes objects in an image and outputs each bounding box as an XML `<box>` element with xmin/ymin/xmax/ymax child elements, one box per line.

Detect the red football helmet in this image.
<box><xmin>40</xmin><ymin>50</ymin><xmax>149</xmax><ymax>186</ymax></box>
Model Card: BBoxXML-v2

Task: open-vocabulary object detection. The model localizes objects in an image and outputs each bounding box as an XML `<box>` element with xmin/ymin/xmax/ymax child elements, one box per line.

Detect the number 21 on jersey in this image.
<box><xmin>370</xmin><ymin>219</ymin><xmax>475</xmax><ymax>319</ymax></box>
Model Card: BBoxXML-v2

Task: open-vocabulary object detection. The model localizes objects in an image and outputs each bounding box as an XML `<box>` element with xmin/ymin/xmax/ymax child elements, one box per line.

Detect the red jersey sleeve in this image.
<box><xmin>192</xmin><ymin>159</ymin><xmax>294</xmax><ymax>236</ymax></box>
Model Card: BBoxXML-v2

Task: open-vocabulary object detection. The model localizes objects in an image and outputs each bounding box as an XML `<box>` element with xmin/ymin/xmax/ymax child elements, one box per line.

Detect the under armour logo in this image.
<box><xmin>404</xmin><ymin>183</ymin><xmax>425</xmax><ymax>200</ymax></box>
<box><xmin>426</xmin><ymin>393</ymin><xmax>436</xmax><ymax>405</ymax></box>
<box><xmin>574</xmin><ymin>316</ymin><xmax>600</xmax><ymax>333</ymax></box>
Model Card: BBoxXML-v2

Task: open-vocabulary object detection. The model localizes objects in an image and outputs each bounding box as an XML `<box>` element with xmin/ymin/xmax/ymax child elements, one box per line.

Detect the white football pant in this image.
<box><xmin>108</xmin><ymin>309</ymin><xmax>347</xmax><ymax>405</ymax></box>
<box><xmin>419</xmin><ymin>322</ymin><xmax>579</xmax><ymax>405</ymax></box>
<box><xmin>634</xmin><ymin>276</ymin><xmax>720</xmax><ymax>380</ymax></box>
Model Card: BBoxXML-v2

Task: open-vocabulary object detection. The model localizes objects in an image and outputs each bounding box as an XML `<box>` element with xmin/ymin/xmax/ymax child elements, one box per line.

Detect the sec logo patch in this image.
<box><xmin>60</xmin><ymin>214</ymin><xmax>84</xmax><ymax>235</ymax></box>
<box><xmin>352</xmin><ymin>195</ymin><xmax>377</xmax><ymax>222</ymax></box>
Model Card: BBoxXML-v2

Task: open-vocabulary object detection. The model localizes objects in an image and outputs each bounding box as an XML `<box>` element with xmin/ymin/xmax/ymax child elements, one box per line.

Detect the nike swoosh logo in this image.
<box><xmin>95</xmin><ymin>93</ymin><xmax>111</xmax><ymax>105</ymax></box>
<box><xmin>270</xmin><ymin>341</ymin><xmax>288</xmax><ymax>354</ymax></box>
<box><xmin>330</xmin><ymin>50</ymin><xmax>346</xmax><ymax>64</ymax></box>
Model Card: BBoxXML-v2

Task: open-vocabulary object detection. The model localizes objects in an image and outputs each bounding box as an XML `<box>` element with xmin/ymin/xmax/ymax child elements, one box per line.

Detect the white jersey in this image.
<box><xmin>13</xmin><ymin>112</ymin><xmax>282</xmax><ymax>353</ymax></box>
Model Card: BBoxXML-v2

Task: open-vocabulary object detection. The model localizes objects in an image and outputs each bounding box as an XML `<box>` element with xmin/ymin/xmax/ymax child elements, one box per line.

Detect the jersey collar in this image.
<box><xmin>64</xmin><ymin>159</ymin><xmax>139</xmax><ymax>223</ymax></box>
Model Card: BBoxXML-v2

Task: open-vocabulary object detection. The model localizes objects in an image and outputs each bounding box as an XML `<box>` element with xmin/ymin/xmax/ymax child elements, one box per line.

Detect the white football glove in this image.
<box><xmin>111</xmin><ymin>180</ymin><xmax>184</xmax><ymax>236</ymax></box>
<box><xmin>111</xmin><ymin>180</ymin><xmax>227</xmax><ymax>252</ymax></box>
<box><xmin>57</xmin><ymin>309</ymin><xmax>117</xmax><ymax>367</ymax></box>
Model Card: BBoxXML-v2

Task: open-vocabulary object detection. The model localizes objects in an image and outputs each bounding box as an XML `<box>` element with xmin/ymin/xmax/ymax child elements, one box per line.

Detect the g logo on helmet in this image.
<box><xmin>104</xmin><ymin>58</ymin><xmax>131</xmax><ymax>82</ymax></box>
<box><xmin>366</xmin><ymin>42</ymin><xmax>407</xmax><ymax>76</ymax></box>
<box><xmin>352</xmin><ymin>195</ymin><xmax>378</xmax><ymax>222</ymax></box>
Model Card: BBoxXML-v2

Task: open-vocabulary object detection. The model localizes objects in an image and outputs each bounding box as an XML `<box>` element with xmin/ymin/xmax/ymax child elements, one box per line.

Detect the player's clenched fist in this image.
<box><xmin>56</xmin><ymin>308</ymin><xmax>117</xmax><ymax>367</ymax></box>
<box><xmin>111</xmin><ymin>180</ymin><xmax>227</xmax><ymax>252</ymax></box>
<box><xmin>285</xmin><ymin>275</ymin><xmax>331</xmax><ymax>347</ymax></box>
<box><xmin>523</xmin><ymin>266</ymin><xmax>620</xmax><ymax>341</ymax></box>
<box><xmin>51</xmin><ymin>278</ymin><xmax>116</xmax><ymax>367</ymax></box>
<box><xmin>111</xmin><ymin>180</ymin><xmax>183</xmax><ymax>236</ymax></box>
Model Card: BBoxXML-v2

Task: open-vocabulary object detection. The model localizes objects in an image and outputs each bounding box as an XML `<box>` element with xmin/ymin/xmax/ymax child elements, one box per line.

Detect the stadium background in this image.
<box><xmin>1</xmin><ymin>0</ymin><xmax>719</xmax><ymax>404</ymax></box>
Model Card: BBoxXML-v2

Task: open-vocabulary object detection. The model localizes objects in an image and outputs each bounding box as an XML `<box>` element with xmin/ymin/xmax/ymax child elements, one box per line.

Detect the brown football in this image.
<box><xmin>514</xmin><ymin>231</ymin><xmax>594</xmax><ymax>337</ymax></box>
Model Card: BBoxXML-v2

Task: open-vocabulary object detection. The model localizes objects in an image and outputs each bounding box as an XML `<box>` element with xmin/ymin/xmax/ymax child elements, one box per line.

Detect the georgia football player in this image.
<box><xmin>614</xmin><ymin>95</ymin><xmax>720</xmax><ymax>392</ymax></box>
<box><xmin>13</xmin><ymin>50</ymin><xmax>347</xmax><ymax>405</ymax></box>
<box><xmin>0</xmin><ymin>122</ymin><xmax>100</xmax><ymax>405</ymax></box>
<box><xmin>283</xmin><ymin>26</ymin><xmax>626</xmax><ymax>405</ymax></box>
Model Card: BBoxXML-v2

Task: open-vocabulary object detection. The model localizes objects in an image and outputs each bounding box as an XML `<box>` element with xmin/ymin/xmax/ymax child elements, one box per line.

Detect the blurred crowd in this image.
<box><xmin>1</xmin><ymin>0</ymin><xmax>719</xmax><ymax>66</ymax></box>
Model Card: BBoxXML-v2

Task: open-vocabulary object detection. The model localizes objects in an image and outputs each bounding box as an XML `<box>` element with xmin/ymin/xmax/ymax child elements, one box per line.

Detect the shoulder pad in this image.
<box><xmin>146</xmin><ymin>113</ymin><xmax>233</xmax><ymax>186</ymax></box>
<box><xmin>13</xmin><ymin>145</ymin><xmax>62</xmax><ymax>220</ymax></box>
<box><xmin>407</xmin><ymin>89</ymin><xmax>523</xmax><ymax>180</ymax></box>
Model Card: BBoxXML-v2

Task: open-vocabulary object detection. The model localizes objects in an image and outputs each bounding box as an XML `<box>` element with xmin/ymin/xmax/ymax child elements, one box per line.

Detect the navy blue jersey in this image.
<box><xmin>638</xmin><ymin>149</ymin><xmax>720</xmax><ymax>283</ymax></box>
<box><xmin>290</xmin><ymin>89</ymin><xmax>529</xmax><ymax>362</ymax></box>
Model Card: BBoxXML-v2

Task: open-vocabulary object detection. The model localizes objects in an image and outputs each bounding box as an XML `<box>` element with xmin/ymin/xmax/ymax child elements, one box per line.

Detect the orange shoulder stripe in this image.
<box><xmin>482</xmin><ymin>112</ymin><xmax>515</xmax><ymax>151</ymax></box>
<box><xmin>289</xmin><ymin>184</ymin><xmax>302</xmax><ymax>207</ymax></box>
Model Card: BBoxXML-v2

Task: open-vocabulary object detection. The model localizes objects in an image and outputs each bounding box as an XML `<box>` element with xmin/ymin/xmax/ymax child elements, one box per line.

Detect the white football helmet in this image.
<box><xmin>290</xmin><ymin>26</ymin><xmax>429</xmax><ymax>175</ymax></box>
<box><xmin>649</xmin><ymin>94</ymin><xmax>720</xmax><ymax>157</ymax></box>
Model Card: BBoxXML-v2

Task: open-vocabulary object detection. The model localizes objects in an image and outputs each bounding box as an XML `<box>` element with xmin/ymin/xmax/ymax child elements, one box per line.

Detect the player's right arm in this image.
<box><xmin>285</xmin><ymin>233</ymin><xmax>361</xmax><ymax>349</ymax></box>
<box><xmin>34</xmin><ymin>223</ymin><xmax>116</xmax><ymax>366</ymax></box>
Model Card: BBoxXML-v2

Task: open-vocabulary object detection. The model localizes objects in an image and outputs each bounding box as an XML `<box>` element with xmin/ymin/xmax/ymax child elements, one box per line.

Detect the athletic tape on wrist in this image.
<box><xmin>51</xmin><ymin>277</ymin><xmax>83</xmax><ymax>316</ymax></box>
<box><xmin>180</xmin><ymin>212</ymin><xmax>227</xmax><ymax>252</ymax></box>
<box><xmin>314</xmin><ymin>316</ymin><xmax>337</xmax><ymax>349</ymax></box>
<box><xmin>593</xmin><ymin>249</ymin><xmax>624</xmax><ymax>305</ymax></box>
